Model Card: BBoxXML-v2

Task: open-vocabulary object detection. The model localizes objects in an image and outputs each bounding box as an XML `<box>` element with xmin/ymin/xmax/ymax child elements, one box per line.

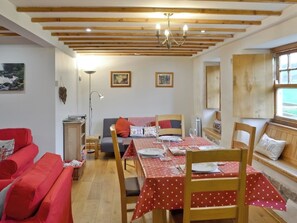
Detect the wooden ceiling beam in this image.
<box><xmin>43</xmin><ymin>26</ymin><xmax>246</xmax><ymax>33</ymax></box>
<box><xmin>191</xmin><ymin>0</ymin><xmax>297</xmax><ymax>2</ymax></box>
<box><xmin>0</xmin><ymin>33</ymin><xmax>19</xmax><ymax>36</ymax></box>
<box><xmin>64</xmin><ymin>42</ymin><xmax>215</xmax><ymax>47</ymax></box>
<box><xmin>74</xmin><ymin>49</ymin><xmax>200</xmax><ymax>53</ymax></box>
<box><xmin>76</xmin><ymin>52</ymin><xmax>194</xmax><ymax>56</ymax></box>
<box><xmin>31</xmin><ymin>17</ymin><xmax>261</xmax><ymax>25</ymax></box>
<box><xmin>17</xmin><ymin>7</ymin><xmax>281</xmax><ymax>16</ymax></box>
<box><xmin>52</xmin><ymin>32</ymin><xmax>233</xmax><ymax>38</ymax></box>
<box><xmin>70</xmin><ymin>46</ymin><xmax>207</xmax><ymax>50</ymax></box>
<box><xmin>58</xmin><ymin>37</ymin><xmax>224</xmax><ymax>42</ymax></box>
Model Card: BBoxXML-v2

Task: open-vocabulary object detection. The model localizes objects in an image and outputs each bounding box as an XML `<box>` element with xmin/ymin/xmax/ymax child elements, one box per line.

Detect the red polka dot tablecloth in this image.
<box><xmin>129</xmin><ymin>138</ymin><xmax>286</xmax><ymax>221</ymax></box>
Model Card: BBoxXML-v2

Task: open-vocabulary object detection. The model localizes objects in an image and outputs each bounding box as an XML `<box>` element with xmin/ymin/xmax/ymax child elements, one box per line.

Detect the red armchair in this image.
<box><xmin>0</xmin><ymin>153</ymin><xmax>74</xmax><ymax>223</ymax></box>
<box><xmin>0</xmin><ymin>128</ymin><xmax>39</xmax><ymax>179</ymax></box>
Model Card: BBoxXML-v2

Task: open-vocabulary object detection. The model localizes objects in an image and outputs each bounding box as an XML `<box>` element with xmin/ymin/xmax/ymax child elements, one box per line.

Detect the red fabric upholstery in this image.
<box><xmin>0</xmin><ymin>153</ymin><xmax>74</xmax><ymax>223</ymax></box>
<box><xmin>5</xmin><ymin>153</ymin><xmax>64</xmax><ymax>220</ymax></box>
<box><xmin>0</xmin><ymin>128</ymin><xmax>38</xmax><ymax>179</ymax></box>
<box><xmin>0</xmin><ymin>128</ymin><xmax>32</xmax><ymax>152</ymax></box>
<box><xmin>115</xmin><ymin>117</ymin><xmax>134</xmax><ymax>138</ymax></box>
<box><xmin>150</xmin><ymin>120</ymin><xmax>172</xmax><ymax>128</ymax></box>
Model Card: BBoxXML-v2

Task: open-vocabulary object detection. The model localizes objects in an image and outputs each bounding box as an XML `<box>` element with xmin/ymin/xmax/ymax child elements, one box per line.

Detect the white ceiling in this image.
<box><xmin>1</xmin><ymin>0</ymin><xmax>297</xmax><ymax>56</ymax></box>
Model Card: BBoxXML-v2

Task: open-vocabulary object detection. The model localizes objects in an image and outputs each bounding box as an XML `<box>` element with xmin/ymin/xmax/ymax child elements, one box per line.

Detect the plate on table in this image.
<box><xmin>198</xmin><ymin>145</ymin><xmax>223</xmax><ymax>151</ymax></box>
<box><xmin>137</xmin><ymin>148</ymin><xmax>165</xmax><ymax>157</ymax></box>
<box><xmin>191</xmin><ymin>162</ymin><xmax>218</xmax><ymax>173</ymax></box>
<box><xmin>158</xmin><ymin>136</ymin><xmax>182</xmax><ymax>142</ymax></box>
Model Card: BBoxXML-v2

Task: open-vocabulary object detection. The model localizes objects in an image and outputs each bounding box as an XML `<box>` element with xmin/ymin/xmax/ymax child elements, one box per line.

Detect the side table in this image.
<box><xmin>86</xmin><ymin>135</ymin><xmax>101</xmax><ymax>159</ymax></box>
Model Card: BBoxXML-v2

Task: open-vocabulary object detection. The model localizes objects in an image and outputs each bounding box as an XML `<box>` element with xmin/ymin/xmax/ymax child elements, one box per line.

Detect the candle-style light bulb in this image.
<box><xmin>164</xmin><ymin>29</ymin><xmax>170</xmax><ymax>38</ymax></box>
<box><xmin>156</xmin><ymin>23</ymin><xmax>161</xmax><ymax>36</ymax></box>
<box><xmin>183</xmin><ymin>24</ymin><xmax>188</xmax><ymax>36</ymax></box>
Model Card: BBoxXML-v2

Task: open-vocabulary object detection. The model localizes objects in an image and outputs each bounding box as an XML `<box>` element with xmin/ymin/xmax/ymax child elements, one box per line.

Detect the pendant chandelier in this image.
<box><xmin>156</xmin><ymin>13</ymin><xmax>188</xmax><ymax>49</ymax></box>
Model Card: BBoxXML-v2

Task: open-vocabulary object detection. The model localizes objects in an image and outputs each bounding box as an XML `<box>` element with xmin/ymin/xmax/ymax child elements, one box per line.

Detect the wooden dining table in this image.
<box><xmin>124</xmin><ymin>137</ymin><xmax>286</xmax><ymax>223</ymax></box>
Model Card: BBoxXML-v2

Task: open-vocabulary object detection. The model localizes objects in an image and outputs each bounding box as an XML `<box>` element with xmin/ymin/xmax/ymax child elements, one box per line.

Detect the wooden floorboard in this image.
<box><xmin>71</xmin><ymin>152</ymin><xmax>281</xmax><ymax>223</ymax></box>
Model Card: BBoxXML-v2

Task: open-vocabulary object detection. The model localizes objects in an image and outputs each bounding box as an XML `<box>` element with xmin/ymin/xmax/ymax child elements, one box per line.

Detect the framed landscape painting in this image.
<box><xmin>111</xmin><ymin>71</ymin><xmax>131</xmax><ymax>87</ymax></box>
<box><xmin>155</xmin><ymin>72</ymin><xmax>174</xmax><ymax>88</ymax></box>
<box><xmin>0</xmin><ymin>63</ymin><xmax>25</xmax><ymax>91</ymax></box>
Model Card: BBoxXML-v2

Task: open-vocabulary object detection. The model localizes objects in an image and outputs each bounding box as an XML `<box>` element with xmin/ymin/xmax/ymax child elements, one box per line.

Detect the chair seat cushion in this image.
<box><xmin>125</xmin><ymin>177</ymin><xmax>140</xmax><ymax>197</ymax></box>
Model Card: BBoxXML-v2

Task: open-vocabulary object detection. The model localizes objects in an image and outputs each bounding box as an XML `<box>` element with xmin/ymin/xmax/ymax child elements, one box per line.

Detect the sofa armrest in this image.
<box><xmin>32</xmin><ymin>167</ymin><xmax>74</xmax><ymax>223</ymax></box>
<box><xmin>0</xmin><ymin>143</ymin><xmax>38</xmax><ymax>179</ymax></box>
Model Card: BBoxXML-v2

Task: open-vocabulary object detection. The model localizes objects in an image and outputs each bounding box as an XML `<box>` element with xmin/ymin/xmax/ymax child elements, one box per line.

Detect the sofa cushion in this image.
<box><xmin>0</xmin><ymin>139</ymin><xmax>15</xmax><ymax>161</ymax></box>
<box><xmin>150</xmin><ymin>120</ymin><xmax>172</xmax><ymax>129</ymax></box>
<box><xmin>5</xmin><ymin>152</ymin><xmax>63</xmax><ymax>220</ymax></box>
<box><xmin>0</xmin><ymin>128</ymin><xmax>33</xmax><ymax>152</ymax></box>
<box><xmin>115</xmin><ymin>117</ymin><xmax>134</xmax><ymax>138</ymax></box>
<box><xmin>130</xmin><ymin>126</ymin><xmax>144</xmax><ymax>137</ymax></box>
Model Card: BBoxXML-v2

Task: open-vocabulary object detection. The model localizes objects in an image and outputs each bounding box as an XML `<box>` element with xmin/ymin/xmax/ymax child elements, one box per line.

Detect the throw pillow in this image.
<box><xmin>130</xmin><ymin>126</ymin><xmax>144</xmax><ymax>137</ymax></box>
<box><xmin>115</xmin><ymin>117</ymin><xmax>134</xmax><ymax>138</ymax></box>
<box><xmin>150</xmin><ymin>120</ymin><xmax>172</xmax><ymax>129</ymax></box>
<box><xmin>255</xmin><ymin>133</ymin><xmax>286</xmax><ymax>161</ymax></box>
<box><xmin>144</xmin><ymin>126</ymin><xmax>158</xmax><ymax>137</ymax></box>
<box><xmin>0</xmin><ymin>139</ymin><xmax>15</xmax><ymax>161</ymax></box>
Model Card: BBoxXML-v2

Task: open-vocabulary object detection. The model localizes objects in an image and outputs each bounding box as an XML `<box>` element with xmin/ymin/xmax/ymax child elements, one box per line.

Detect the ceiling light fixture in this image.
<box><xmin>156</xmin><ymin>13</ymin><xmax>188</xmax><ymax>49</ymax></box>
<box><xmin>86</xmin><ymin>28</ymin><xmax>92</xmax><ymax>32</ymax></box>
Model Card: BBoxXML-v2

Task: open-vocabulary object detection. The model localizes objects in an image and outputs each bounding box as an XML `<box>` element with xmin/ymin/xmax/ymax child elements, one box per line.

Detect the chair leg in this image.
<box><xmin>124</xmin><ymin>158</ymin><xmax>127</xmax><ymax>170</ymax></box>
<box><xmin>121</xmin><ymin>200</ymin><xmax>128</xmax><ymax>223</ymax></box>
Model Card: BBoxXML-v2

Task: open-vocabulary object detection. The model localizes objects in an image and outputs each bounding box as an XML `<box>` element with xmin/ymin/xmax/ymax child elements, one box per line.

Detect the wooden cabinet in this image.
<box><xmin>63</xmin><ymin>120</ymin><xmax>86</xmax><ymax>161</ymax></box>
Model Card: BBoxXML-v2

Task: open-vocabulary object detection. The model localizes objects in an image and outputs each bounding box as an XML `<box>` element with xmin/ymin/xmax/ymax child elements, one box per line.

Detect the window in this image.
<box><xmin>275</xmin><ymin>50</ymin><xmax>297</xmax><ymax>123</ymax></box>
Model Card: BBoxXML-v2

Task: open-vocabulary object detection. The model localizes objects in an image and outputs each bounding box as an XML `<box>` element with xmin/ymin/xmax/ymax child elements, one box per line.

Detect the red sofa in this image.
<box><xmin>0</xmin><ymin>152</ymin><xmax>74</xmax><ymax>223</ymax></box>
<box><xmin>0</xmin><ymin>128</ymin><xmax>39</xmax><ymax>179</ymax></box>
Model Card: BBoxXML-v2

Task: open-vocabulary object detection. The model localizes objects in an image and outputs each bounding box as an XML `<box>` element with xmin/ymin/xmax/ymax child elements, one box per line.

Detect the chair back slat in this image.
<box><xmin>232</xmin><ymin>122</ymin><xmax>256</xmax><ymax>165</ymax></box>
<box><xmin>156</xmin><ymin>114</ymin><xmax>185</xmax><ymax>138</ymax></box>
<box><xmin>183</xmin><ymin>148</ymin><xmax>248</xmax><ymax>223</ymax></box>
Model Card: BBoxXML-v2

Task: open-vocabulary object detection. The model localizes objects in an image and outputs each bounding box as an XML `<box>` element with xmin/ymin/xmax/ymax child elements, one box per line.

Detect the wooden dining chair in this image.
<box><xmin>232</xmin><ymin>122</ymin><xmax>256</xmax><ymax>165</ymax></box>
<box><xmin>156</xmin><ymin>114</ymin><xmax>185</xmax><ymax>138</ymax></box>
<box><xmin>110</xmin><ymin>125</ymin><xmax>140</xmax><ymax>223</ymax></box>
<box><xmin>170</xmin><ymin>148</ymin><xmax>248</xmax><ymax>223</ymax></box>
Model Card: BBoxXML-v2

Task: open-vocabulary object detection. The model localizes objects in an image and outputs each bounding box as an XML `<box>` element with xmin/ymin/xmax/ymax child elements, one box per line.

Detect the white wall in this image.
<box><xmin>77</xmin><ymin>56</ymin><xmax>193</xmax><ymax>137</ymax></box>
<box><xmin>55</xmin><ymin>49</ymin><xmax>78</xmax><ymax>156</ymax></box>
<box><xmin>0</xmin><ymin>45</ymin><xmax>56</xmax><ymax>158</ymax></box>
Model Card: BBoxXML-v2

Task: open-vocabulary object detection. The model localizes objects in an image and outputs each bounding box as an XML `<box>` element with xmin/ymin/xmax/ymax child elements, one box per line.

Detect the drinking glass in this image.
<box><xmin>189</xmin><ymin>128</ymin><xmax>197</xmax><ymax>146</ymax></box>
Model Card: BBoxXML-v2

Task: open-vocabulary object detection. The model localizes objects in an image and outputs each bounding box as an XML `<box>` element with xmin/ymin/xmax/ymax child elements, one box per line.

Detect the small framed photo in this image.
<box><xmin>111</xmin><ymin>71</ymin><xmax>131</xmax><ymax>87</ymax></box>
<box><xmin>155</xmin><ymin>72</ymin><xmax>174</xmax><ymax>88</ymax></box>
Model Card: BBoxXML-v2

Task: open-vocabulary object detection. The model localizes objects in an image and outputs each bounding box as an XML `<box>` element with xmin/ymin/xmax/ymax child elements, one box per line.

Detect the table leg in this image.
<box><xmin>152</xmin><ymin>209</ymin><xmax>167</xmax><ymax>223</ymax></box>
<box><xmin>95</xmin><ymin>142</ymin><xmax>99</xmax><ymax>159</ymax></box>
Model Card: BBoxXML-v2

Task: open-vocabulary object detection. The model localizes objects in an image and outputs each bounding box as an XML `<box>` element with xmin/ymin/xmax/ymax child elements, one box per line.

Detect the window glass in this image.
<box><xmin>290</xmin><ymin>70</ymin><xmax>297</xmax><ymax>84</ymax></box>
<box><xmin>289</xmin><ymin>52</ymin><xmax>297</xmax><ymax>69</ymax></box>
<box><xmin>279</xmin><ymin>54</ymin><xmax>288</xmax><ymax>70</ymax></box>
<box><xmin>276</xmin><ymin>88</ymin><xmax>297</xmax><ymax>120</ymax></box>
<box><xmin>279</xmin><ymin>71</ymin><xmax>288</xmax><ymax>84</ymax></box>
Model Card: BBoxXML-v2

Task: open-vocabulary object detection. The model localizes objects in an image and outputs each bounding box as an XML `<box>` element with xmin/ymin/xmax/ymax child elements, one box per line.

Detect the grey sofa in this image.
<box><xmin>100</xmin><ymin>117</ymin><xmax>155</xmax><ymax>153</ymax></box>
<box><xmin>100</xmin><ymin>117</ymin><xmax>183</xmax><ymax>153</ymax></box>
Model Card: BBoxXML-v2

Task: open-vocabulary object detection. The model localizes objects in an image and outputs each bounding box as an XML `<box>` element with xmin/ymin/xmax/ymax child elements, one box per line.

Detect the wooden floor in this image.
<box><xmin>71</xmin><ymin>152</ymin><xmax>281</xmax><ymax>223</ymax></box>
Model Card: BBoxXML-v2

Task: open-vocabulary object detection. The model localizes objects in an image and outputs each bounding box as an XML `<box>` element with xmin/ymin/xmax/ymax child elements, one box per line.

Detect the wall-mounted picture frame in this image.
<box><xmin>0</xmin><ymin>63</ymin><xmax>25</xmax><ymax>91</ymax></box>
<box><xmin>155</xmin><ymin>72</ymin><xmax>174</xmax><ymax>88</ymax></box>
<box><xmin>110</xmin><ymin>71</ymin><xmax>131</xmax><ymax>87</ymax></box>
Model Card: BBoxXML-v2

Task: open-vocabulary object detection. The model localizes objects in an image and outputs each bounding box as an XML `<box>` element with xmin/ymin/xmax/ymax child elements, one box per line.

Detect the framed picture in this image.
<box><xmin>110</xmin><ymin>71</ymin><xmax>131</xmax><ymax>87</ymax></box>
<box><xmin>155</xmin><ymin>72</ymin><xmax>174</xmax><ymax>88</ymax></box>
<box><xmin>0</xmin><ymin>63</ymin><xmax>25</xmax><ymax>91</ymax></box>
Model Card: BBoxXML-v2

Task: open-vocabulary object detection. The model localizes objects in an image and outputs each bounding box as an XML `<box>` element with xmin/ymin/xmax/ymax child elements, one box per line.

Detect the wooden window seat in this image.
<box><xmin>253</xmin><ymin>122</ymin><xmax>297</xmax><ymax>183</ymax></box>
<box><xmin>253</xmin><ymin>122</ymin><xmax>297</xmax><ymax>222</ymax></box>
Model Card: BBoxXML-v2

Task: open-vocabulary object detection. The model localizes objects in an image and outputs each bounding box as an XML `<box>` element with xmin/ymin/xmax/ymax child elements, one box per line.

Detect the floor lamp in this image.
<box><xmin>84</xmin><ymin>70</ymin><xmax>104</xmax><ymax>136</ymax></box>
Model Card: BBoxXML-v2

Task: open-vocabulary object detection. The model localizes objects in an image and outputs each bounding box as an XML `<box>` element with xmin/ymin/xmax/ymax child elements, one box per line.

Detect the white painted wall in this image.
<box><xmin>0</xmin><ymin>45</ymin><xmax>56</xmax><ymax>159</ymax></box>
<box><xmin>55</xmin><ymin>49</ymin><xmax>78</xmax><ymax>157</ymax></box>
<box><xmin>77</xmin><ymin>56</ymin><xmax>193</xmax><ymax>137</ymax></box>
